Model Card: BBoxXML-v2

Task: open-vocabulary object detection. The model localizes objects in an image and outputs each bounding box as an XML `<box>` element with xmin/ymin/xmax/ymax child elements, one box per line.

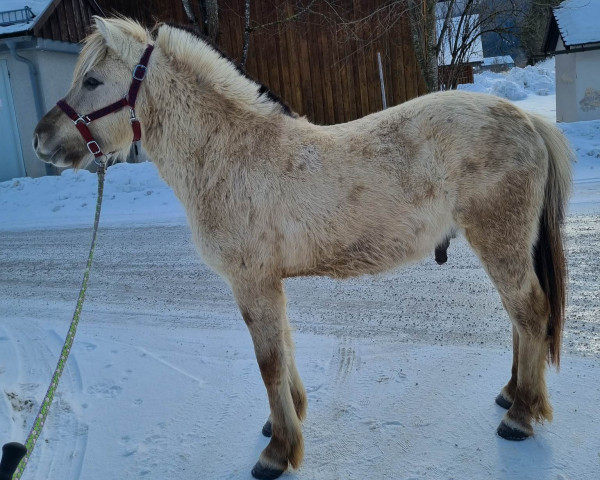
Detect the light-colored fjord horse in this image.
<box><xmin>33</xmin><ymin>17</ymin><xmax>572</xmax><ymax>480</ymax></box>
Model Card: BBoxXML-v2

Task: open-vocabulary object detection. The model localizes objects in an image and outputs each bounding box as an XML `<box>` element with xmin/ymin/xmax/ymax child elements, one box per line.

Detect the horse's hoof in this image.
<box><xmin>251</xmin><ymin>461</ymin><xmax>285</xmax><ymax>480</ymax></box>
<box><xmin>262</xmin><ymin>420</ymin><xmax>272</xmax><ymax>437</ymax></box>
<box><xmin>495</xmin><ymin>393</ymin><xmax>512</xmax><ymax>410</ymax></box>
<box><xmin>496</xmin><ymin>420</ymin><xmax>530</xmax><ymax>441</ymax></box>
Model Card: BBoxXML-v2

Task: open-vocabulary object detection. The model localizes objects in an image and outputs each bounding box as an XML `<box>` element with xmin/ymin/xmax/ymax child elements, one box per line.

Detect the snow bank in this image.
<box><xmin>459</xmin><ymin>58</ymin><xmax>556</xmax><ymax>101</ymax></box>
<box><xmin>0</xmin><ymin>162</ymin><xmax>186</xmax><ymax>231</ymax></box>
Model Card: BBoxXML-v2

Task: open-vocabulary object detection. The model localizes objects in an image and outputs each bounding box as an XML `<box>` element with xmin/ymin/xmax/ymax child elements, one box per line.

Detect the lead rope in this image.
<box><xmin>0</xmin><ymin>161</ymin><xmax>106</xmax><ymax>480</ymax></box>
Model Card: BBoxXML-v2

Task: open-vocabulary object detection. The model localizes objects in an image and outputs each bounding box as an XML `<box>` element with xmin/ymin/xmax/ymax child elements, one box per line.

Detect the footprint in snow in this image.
<box><xmin>77</xmin><ymin>341</ymin><xmax>97</xmax><ymax>351</ymax></box>
<box><xmin>87</xmin><ymin>381</ymin><xmax>122</xmax><ymax>398</ymax></box>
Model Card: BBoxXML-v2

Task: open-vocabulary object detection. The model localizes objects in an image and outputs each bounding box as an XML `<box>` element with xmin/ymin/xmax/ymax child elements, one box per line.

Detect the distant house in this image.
<box><xmin>544</xmin><ymin>0</ymin><xmax>600</xmax><ymax>122</ymax></box>
<box><xmin>0</xmin><ymin>0</ymin><xmax>101</xmax><ymax>181</ymax></box>
<box><xmin>478</xmin><ymin>55</ymin><xmax>515</xmax><ymax>73</ymax></box>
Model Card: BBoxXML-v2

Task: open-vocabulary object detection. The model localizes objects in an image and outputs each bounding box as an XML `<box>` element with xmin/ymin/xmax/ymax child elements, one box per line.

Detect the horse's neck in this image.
<box><xmin>140</xmin><ymin>84</ymin><xmax>280</xmax><ymax>205</ymax></box>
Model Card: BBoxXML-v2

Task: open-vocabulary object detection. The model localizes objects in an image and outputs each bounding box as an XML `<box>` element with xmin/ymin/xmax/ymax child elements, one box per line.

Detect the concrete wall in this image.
<box><xmin>556</xmin><ymin>38</ymin><xmax>600</xmax><ymax>122</ymax></box>
<box><xmin>0</xmin><ymin>39</ymin><xmax>79</xmax><ymax>178</ymax></box>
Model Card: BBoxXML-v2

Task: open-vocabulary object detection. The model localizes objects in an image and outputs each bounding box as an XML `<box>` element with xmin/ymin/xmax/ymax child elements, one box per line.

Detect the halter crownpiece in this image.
<box><xmin>57</xmin><ymin>44</ymin><xmax>154</xmax><ymax>159</ymax></box>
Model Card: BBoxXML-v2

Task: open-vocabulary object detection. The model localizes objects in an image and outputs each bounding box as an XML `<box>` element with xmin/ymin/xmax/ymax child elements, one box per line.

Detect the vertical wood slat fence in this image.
<box><xmin>98</xmin><ymin>1</ymin><xmax>427</xmax><ymax>125</ymax></box>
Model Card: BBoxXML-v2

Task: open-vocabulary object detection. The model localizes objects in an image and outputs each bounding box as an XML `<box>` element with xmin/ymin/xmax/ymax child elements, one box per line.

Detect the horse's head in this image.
<box><xmin>33</xmin><ymin>17</ymin><xmax>151</xmax><ymax>168</ymax></box>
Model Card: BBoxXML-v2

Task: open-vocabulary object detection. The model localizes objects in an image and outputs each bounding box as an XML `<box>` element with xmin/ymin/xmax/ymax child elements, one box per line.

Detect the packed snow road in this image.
<box><xmin>1</xmin><ymin>214</ymin><xmax>598</xmax><ymax>356</ymax></box>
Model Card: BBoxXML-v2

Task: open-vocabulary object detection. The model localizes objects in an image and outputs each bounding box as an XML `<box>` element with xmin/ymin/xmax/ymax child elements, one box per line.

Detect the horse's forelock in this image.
<box><xmin>73</xmin><ymin>17</ymin><xmax>150</xmax><ymax>83</ymax></box>
<box><xmin>72</xmin><ymin>31</ymin><xmax>107</xmax><ymax>83</ymax></box>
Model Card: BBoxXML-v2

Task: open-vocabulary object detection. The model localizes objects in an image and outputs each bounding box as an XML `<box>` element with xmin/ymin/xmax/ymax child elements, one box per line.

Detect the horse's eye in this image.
<box><xmin>83</xmin><ymin>77</ymin><xmax>103</xmax><ymax>90</ymax></box>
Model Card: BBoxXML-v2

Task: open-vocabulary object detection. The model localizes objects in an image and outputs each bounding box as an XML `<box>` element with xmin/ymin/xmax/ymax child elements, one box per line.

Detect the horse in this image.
<box><xmin>33</xmin><ymin>17</ymin><xmax>573</xmax><ymax>480</ymax></box>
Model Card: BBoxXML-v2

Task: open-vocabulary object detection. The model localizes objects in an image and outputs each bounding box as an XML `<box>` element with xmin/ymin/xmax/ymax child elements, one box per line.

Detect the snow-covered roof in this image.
<box><xmin>554</xmin><ymin>0</ymin><xmax>600</xmax><ymax>47</ymax></box>
<box><xmin>0</xmin><ymin>1</ymin><xmax>53</xmax><ymax>37</ymax></box>
<box><xmin>437</xmin><ymin>14</ymin><xmax>484</xmax><ymax>66</ymax></box>
<box><xmin>481</xmin><ymin>55</ymin><xmax>515</xmax><ymax>67</ymax></box>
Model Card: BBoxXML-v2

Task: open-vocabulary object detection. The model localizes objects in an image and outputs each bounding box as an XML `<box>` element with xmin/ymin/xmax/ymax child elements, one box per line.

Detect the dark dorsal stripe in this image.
<box><xmin>160</xmin><ymin>22</ymin><xmax>295</xmax><ymax>118</ymax></box>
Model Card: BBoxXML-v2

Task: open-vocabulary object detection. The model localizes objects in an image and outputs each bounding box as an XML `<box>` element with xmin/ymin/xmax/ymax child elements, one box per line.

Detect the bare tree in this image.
<box><xmin>181</xmin><ymin>0</ymin><xmax>199</xmax><ymax>26</ymax></box>
<box><xmin>239</xmin><ymin>0</ymin><xmax>318</xmax><ymax>70</ymax></box>
<box><xmin>241</xmin><ymin>0</ymin><xmax>251</xmax><ymax>69</ymax></box>
<box><xmin>407</xmin><ymin>0</ymin><xmax>440</xmax><ymax>92</ymax></box>
<box><xmin>181</xmin><ymin>0</ymin><xmax>219</xmax><ymax>42</ymax></box>
<box><xmin>517</xmin><ymin>0</ymin><xmax>562</xmax><ymax>64</ymax></box>
<box><xmin>433</xmin><ymin>0</ymin><xmax>522</xmax><ymax>89</ymax></box>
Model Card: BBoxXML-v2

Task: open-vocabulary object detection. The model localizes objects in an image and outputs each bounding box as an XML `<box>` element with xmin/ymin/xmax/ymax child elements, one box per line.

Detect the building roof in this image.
<box><xmin>553</xmin><ymin>0</ymin><xmax>600</xmax><ymax>47</ymax></box>
<box><xmin>0</xmin><ymin>0</ymin><xmax>102</xmax><ymax>42</ymax></box>
<box><xmin>0</xmin><ymin>1</ymin><xmax>52</xmax><ymax>36</ymax></box>
<box><xmin>481</xmin><ymin>55</ymin><xmax>515</xmax><ymax>67</ymax></box>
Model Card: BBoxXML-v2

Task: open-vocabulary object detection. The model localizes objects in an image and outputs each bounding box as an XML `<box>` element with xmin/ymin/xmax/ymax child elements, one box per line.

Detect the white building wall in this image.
<box><xmin>0</xmin><ymin>42</ymin><xmax>78</xmax><ymax>178</ymax></box>
<box><xmin>555</xmin><ymin>38</ymin><xmax>600</xmax><ymax>122</ymax></box>
<box><xmin>575</xmin><ymin>48</ymin><xmax>600</xmax><ymax>121</ymax></box>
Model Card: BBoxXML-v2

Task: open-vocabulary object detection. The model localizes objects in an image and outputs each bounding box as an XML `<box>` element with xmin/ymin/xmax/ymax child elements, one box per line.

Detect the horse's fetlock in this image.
<box><xmin>287</xmin><ymin>429</ymin><xmax>304</xmax><ymax>469</ymax></box>
<box><xmin>531</xmin><ymin>394</ymin><xmax>553</xmax><ymax>423</ymax></box>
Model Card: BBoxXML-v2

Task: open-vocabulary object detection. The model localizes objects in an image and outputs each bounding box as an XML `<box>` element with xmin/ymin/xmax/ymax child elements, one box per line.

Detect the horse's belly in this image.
<box><xmin>285</xmin><ymin>221</ymin><xmax>446</xmax><ymax>279</ymax></box>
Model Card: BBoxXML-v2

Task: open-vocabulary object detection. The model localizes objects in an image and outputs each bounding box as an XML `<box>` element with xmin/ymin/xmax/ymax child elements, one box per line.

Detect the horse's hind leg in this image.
<box><xmin>233</xmin><ymin>279</ymin><xmax>304</xmax><ymax>479</ymax></box>
<box><xmin>496</xmin><ymin>279</ymin><xmax>552</xmax><ymax>440</ymax></box>
<box><xmin>463</xmin><ymin>221</ymin><xmax>553</xmax><ymax>439</ymax></box>
<box><xmin>495</xmin><ymin>325</ymin><xmax>519</xmax><ymax>409</ymax></box>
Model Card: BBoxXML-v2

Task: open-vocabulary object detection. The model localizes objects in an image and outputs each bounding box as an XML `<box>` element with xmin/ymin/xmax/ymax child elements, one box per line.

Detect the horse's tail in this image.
<box><xmin>530</xmin><ymin>114</ymin><xmax>573</xmax><ymax>368</ymax></box>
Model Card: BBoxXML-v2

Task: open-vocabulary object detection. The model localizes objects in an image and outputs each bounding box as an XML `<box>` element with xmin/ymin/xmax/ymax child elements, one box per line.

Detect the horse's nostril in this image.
<box><xmin>33</xmin><ymin>133</ymin><xmax>39</xmax><ymax>151</ymax></box>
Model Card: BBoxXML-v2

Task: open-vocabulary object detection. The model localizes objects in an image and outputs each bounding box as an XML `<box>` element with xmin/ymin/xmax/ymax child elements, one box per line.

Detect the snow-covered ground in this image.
<box><xmin>1</xmin><ymin>60</ymin><xmax>599</xmax><ymax>480</ymax></box>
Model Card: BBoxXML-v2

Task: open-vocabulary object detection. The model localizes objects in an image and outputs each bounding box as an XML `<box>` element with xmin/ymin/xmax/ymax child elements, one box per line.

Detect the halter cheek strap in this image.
<box><xmin>57</xmin><ymin>44</ymin><xmax>154</xmax><ymax>159</ymax></box>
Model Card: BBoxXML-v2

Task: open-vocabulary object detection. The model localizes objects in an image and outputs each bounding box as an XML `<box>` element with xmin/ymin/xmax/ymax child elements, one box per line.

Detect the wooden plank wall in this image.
<box><xmin>80</xmin><ymin>0</ymin><xmax>427</xmax><ymax>124</ymax></box>
<box><xmin>217</xmin><ymin>0</ymin><xmax>426</xmax><ymax>124</ymax></box>
<box><xmin>34</xmin><ymin>0</ymin><xmax>103</xmax><ymax>43</ymax></box>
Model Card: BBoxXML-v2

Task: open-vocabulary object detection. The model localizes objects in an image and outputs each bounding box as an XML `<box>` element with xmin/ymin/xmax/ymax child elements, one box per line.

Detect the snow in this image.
<box><xmin>460</xmin><ymin>58</ymin><xmax>556</xmax><ymax>101</ymax></box>
<box><xmin>554</xmin><ymin>0</ymin><xmax>600</xmax><ymax>47</ymax></box>
<box><xmin>0</xmin><ymin>1</ymin><xmax>52</xmax><ymax>36</ymax></box>
<box><xmin>1</xmin><ymin>61</ymin><xmax>600</xmax><ymax>480</ymax></box>
<box><xmin>0</xmin><ymin>162</ymin><xmax>186</xmax><ymax>231</ymax></box>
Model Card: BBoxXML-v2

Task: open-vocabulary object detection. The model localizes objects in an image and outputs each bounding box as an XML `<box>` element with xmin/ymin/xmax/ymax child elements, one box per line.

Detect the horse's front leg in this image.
<box><xmin>232</xmin><ymin>278</ymin><xmax>304</xmax><ymax>480</ymax></box>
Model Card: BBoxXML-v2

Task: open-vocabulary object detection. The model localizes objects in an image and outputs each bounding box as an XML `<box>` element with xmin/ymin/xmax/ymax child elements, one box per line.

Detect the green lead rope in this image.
<box><xmin>4</xmin><ymin>163</ymin><xmax>106</xmax><ymax>480</ymax></box>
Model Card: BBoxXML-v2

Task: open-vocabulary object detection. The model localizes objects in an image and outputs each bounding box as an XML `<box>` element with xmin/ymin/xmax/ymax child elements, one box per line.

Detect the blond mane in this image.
<box><xmin>155</xmin><ymin>23</ymin><xmax>292</xmax><ymax>117</ymax></box>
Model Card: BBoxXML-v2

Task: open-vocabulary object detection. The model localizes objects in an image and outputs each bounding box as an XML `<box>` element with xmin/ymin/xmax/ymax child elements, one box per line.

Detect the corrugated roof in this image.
<box><xmin>554</xmin><ymin>0</ymin><xmax>600</xmax><ymax>47</ymax></box>
<box><xmin>481</xmin><ymin>55</ymin><xmax>515</xmax><ymax>67</ymax></box>
<box><xmin>0</xmin><ymin>1</ymin><xmax>52</xmax><ymax>36</ymax></box>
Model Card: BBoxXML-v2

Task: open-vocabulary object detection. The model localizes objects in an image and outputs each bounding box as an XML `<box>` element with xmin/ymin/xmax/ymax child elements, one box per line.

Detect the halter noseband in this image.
<box><xmin>57</xmin><ymin>44</ymin><xmax>154</xmax><ymax>160</ymax></box>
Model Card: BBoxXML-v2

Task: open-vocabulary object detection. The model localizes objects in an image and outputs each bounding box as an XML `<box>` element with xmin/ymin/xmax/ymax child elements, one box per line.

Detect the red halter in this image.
<box><xmin>57</xmin><ymin>44</ymin><xmax>154</xmax><ymax>160</ymax></box>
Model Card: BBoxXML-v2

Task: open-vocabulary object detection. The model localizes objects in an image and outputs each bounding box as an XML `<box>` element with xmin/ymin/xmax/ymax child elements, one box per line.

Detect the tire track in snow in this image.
<box><xmin>0</xmin><ymin>325</ymin><xmax>22</xmax><ymax>441</ymax></box>
<box><xmin>315</xmin><ymin>336</ymin><xmax>364</xmax><ymax>466</ymax></box>
<box><xmin>121</xmin><ymin>348</ymin><xmax>207</xmax><ymax>479</ymax></box>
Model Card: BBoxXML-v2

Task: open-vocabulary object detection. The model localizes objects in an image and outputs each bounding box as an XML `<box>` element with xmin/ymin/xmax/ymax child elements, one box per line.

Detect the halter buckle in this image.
<box><xmin>132</xmin><ymin>64</ymin><xmax>147</xmax><ymax>81</ymax></box>
<box><xmin>87</xmin><ymin>141</ymin><xmax>101</xmax><ymax>156</ymax></box>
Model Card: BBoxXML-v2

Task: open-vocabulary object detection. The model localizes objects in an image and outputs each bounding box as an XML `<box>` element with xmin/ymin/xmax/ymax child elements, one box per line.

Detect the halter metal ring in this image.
<box><xmin>87</xmin><ymin>141</ymin><xmax>101</xmax><ymax>155</ymax></box>
<box><xmin>132</xmin><ymin>64</ymin><xmax>147</xmax><ymax>81</ymax></box>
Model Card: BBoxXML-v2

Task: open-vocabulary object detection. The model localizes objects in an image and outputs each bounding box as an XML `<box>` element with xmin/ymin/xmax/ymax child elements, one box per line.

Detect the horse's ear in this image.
<box><xmin>93</xmin><ymin>16</ymin><xmax>138</xmax><ymax>60</ymax></box>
